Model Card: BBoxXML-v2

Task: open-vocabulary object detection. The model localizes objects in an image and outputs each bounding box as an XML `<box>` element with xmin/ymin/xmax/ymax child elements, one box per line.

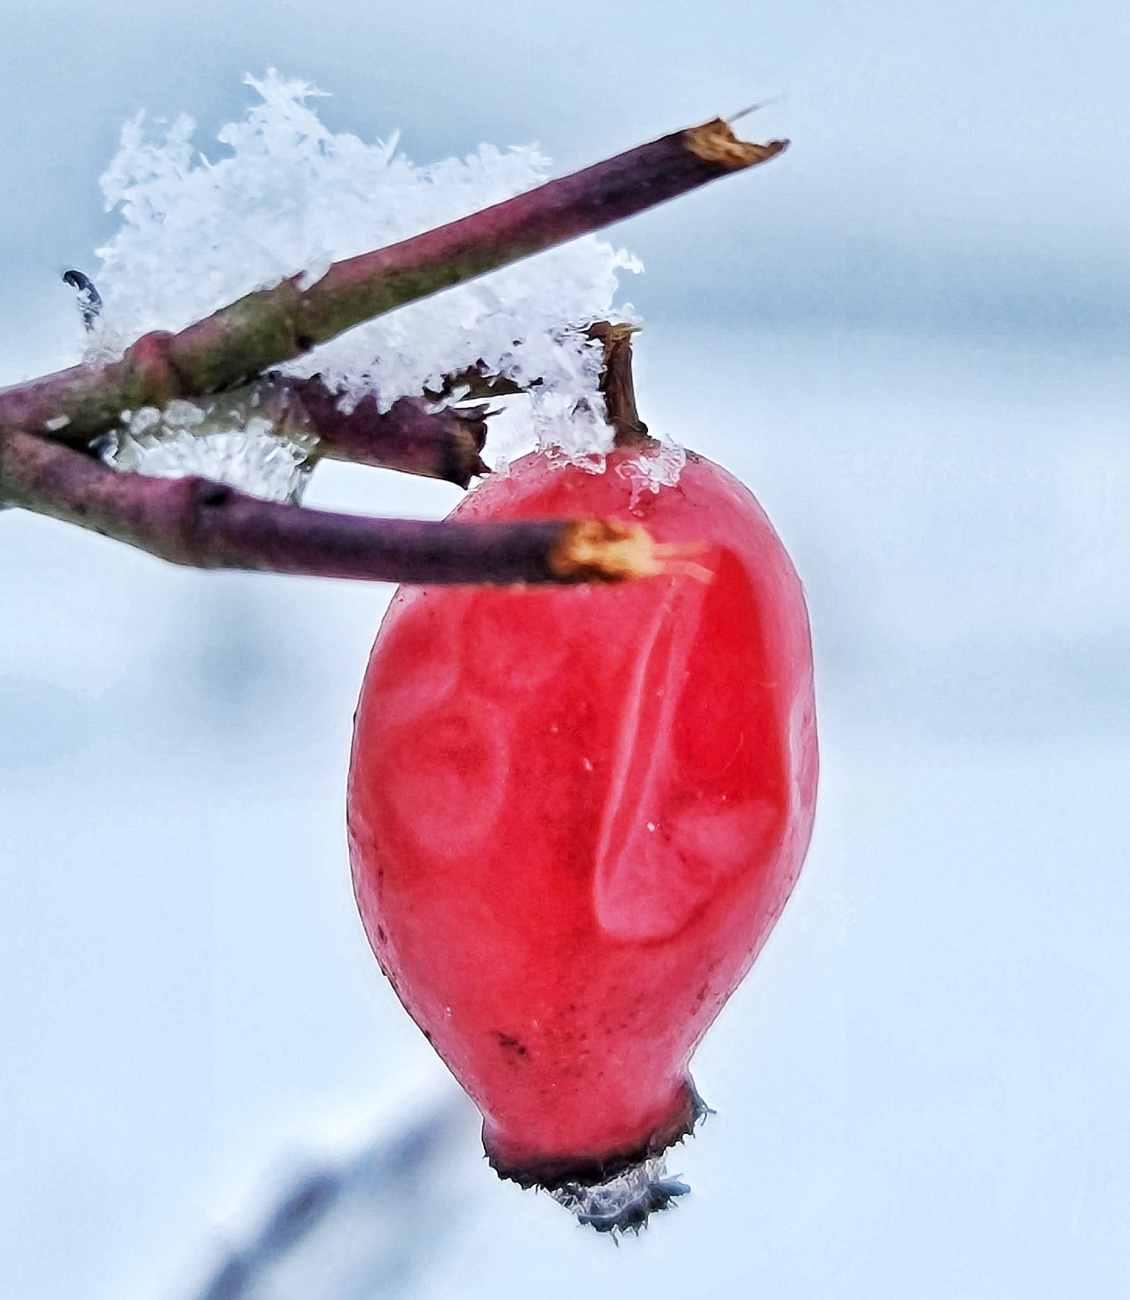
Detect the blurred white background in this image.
<box><xmin>2</xmin><ymin>1</ymin><xmax>1129</xmax><ymax>1297</ymax></box>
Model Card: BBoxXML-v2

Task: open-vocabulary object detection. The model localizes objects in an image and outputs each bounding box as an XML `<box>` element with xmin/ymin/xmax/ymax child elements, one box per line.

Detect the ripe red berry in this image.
<box><xmin>347</xmin><ymin>446</ymin><xmax>817</xmax><ymax>1229</ymax></box>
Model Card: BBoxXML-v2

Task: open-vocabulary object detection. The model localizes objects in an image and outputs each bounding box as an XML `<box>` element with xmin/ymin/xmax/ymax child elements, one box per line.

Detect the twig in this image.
<box><xmin>0</xmin><ymin>430</ymin><xmax>662</xmax><ymax>584</ymax></box>
<box><xmin>0</xmin><ymin>120</ymin><xmax>786</xmax><ymax>443</ymax></box>
<box><xmin>280</xmin><ymin>378</ymin><xmax>489</xmax><ymax>487</ymax></box>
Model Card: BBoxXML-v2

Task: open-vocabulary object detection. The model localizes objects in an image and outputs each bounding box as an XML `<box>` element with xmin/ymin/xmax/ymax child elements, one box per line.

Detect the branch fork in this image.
<box><xmin>0</xmin><ymin>117</ymin><xmax>786</xmax><ymax>585</ymax></box>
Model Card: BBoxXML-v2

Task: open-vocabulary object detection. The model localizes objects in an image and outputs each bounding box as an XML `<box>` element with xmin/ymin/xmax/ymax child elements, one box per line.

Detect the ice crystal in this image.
<box><xmin>106</xmin><ymin>396</ymin><xmax>316</xmax><ymax>502</ymax></box>
<box><xmin>615</xmin><ymin>442</ymin><xmax>689</xmax><ymax>508</ymax></box>
<box><xmin>93</xmin><ymin>70</ymin><xmax>645</xmax><ymax>464</ymax></box>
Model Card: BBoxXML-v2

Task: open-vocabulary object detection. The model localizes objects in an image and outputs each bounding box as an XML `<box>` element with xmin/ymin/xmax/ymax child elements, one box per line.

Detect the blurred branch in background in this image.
<box><xmin>186</xmin><ymin>1097</ymin><xmax>474</xmax><ymax>1300</ymax></box>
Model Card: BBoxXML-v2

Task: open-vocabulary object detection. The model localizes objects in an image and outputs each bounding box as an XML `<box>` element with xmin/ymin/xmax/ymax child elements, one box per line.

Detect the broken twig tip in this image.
<box><xmin>683</xmin><ymin>120</ymin><xmax>789</xmax><ymax>170</ymax></box>
<box><xmin>550</xmin><ymin>524</ymin><xmax>716</xmax><ymax>584</ymax></box>
<box><xmin>550</xmin><ymin>519</ymin><xmax>661</xmax><ymax>582</ymax></box>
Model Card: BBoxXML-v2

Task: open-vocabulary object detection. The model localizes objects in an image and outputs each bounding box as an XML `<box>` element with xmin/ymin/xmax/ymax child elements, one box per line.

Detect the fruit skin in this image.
<box><xmin>347</xmin><ymin>446</ymin><xmax>817</xmax><ymax>1188</ymax></box>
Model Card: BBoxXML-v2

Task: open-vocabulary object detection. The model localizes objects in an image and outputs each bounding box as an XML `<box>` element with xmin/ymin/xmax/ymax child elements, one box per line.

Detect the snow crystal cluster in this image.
<box><xmin>109</xmin><ymin>396</ymin><xmax>316</xmax><ymax>503</ymax></box>
<box><xmin>614</xmin><ymin>441</ymin><xmax>688</xmax><ymax>506</ymax></box>
<box><xmin>92</xmin><ymin>70</ymin><xmax>668</xmax><ymax>489</ymax></box>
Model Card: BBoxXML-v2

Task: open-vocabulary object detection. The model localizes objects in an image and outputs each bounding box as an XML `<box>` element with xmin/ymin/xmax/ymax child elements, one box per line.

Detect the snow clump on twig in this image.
<box><xmin>94</xmin><ymin>70</ymin><xmax>643</xmax><ymax>463</ymax></box>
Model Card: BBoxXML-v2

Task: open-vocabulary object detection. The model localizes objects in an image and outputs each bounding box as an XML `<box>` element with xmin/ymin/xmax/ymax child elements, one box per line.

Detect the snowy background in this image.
<box><xmin>2</xmin><ymin>1</ymin><xmax>1129</xmax><ymax>1297</ymax></box>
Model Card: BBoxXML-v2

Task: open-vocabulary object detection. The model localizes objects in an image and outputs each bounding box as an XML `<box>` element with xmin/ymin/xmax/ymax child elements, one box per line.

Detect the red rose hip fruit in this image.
<box><xmin>347</xmin><ymin>446</ymin><xmax>818</xmax><ymax>1229</ymax></box>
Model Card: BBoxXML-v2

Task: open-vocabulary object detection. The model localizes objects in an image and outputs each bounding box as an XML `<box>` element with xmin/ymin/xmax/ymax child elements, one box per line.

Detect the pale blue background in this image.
<box><xmin>2</xmin><ymin>2</ymin><xmax>1129</xmax><ymax>1297</ymax></box>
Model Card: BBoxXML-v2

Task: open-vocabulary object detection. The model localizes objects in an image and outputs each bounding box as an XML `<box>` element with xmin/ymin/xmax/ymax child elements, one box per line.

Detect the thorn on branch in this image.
<box><xmin>62</xmin><ymin>269</ymin><xmax>102</xmax><ymax>332</ymax></box>
<box><xmin>726</xmin><ymin>95</ymin><xmax>785</xmax><ymax>125</ymax></box>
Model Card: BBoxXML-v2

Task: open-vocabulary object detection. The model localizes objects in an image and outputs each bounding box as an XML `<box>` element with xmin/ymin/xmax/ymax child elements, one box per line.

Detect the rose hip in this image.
<box><xmin>348</xmin><ymin>446</ymin><xmax>817</xmax><ymax>1228</ymax></box>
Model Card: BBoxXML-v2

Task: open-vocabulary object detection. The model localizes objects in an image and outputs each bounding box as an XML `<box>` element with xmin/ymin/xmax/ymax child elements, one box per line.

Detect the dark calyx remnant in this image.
<box><xmin>484</xmin><ymin>1077</ymin><xmax>709</xmax><ymax>1234</ymax></box>
<box><xmin>552</xmin><ymin>1157</ymin><xmax>691</xmax><ymax>1234</ymax></box>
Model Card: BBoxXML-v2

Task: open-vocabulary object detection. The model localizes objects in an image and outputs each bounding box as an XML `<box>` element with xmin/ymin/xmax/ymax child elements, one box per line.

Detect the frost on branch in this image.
<box><xmin>3</xmin><ymin>78</ymin><xmax>785</xmax><ymax>580</ymax></box>
<box><xmin>110</xmin><ymin>397</ymin><xmax>316</xmax><ymax>503</ymax></box>
<box><xmin>94</xmin><ymin>71</ymin><xmax>644</xmax><ymax>471</ymax></box>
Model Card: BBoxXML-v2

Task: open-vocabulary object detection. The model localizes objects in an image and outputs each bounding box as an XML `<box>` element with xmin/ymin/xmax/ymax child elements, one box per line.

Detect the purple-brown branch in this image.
<box><xmin>282</xmin><ymin>379</ymin><xmax>489</xmax><ymax>487</ymax></box>
<box><xmin>0</xmin><ymin>430</ymin><xmax>661</xmax><ymax>584</ymax></box>
<box><xmin>0</xmin><ymin>120</ymin><xmax>785</xmax><ymax>444</ymax></box>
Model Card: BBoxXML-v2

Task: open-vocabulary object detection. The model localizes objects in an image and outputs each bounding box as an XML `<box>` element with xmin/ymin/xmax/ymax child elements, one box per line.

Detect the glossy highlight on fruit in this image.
<box><xmin>347</xmin><ymin>446</ymin><xmax>818</xmax><ymax>1227</ymax></box>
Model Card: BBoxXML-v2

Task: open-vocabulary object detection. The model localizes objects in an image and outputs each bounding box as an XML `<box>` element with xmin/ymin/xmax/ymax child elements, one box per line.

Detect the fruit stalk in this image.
<box><xmin>590</xmin><ymin>321</ymin><xmax>651</xmax><ymax>448</ymax></box>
